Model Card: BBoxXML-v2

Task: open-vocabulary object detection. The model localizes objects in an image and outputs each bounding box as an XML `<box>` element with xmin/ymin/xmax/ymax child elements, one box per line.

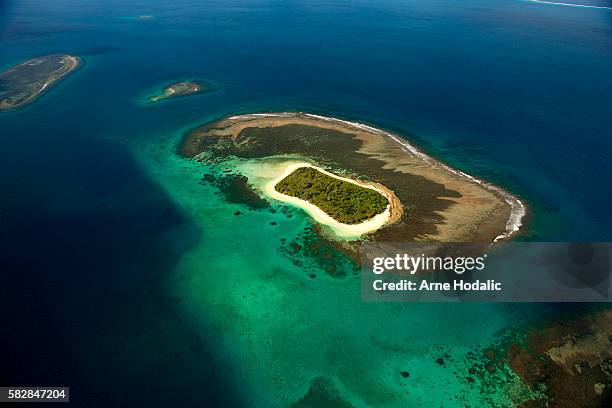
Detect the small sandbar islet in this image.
<box><xmin>148</xmin><ymin>81</ymin><xmax>204</xmax><ymax>103</ymax></box>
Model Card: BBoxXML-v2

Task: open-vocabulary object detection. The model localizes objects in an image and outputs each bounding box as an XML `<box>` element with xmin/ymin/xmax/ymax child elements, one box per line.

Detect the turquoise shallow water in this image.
<box><xmin>1</xmin><ymin>0</ymin><xmax>611</xmax><ymax>406</ymax></box>
<box><xmin>136</xmin><ymin>130</ymin><xmax>542</xmax><ymax>406</ymax></box>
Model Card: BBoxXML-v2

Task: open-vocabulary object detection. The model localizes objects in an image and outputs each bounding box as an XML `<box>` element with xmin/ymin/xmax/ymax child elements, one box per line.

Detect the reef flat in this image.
<box><xmin>182</xmin><ymin>112</ymin><xmax>525</xmax><ymax>244</ymax></box>
<box><xmin>0</xmin><ymin>54</ymin><xmax>80</xmax><ymax>111</ymax></box>
<box><xmin>472</xmin><ymin>309</ymin><xmax>612</xmax><ymax>407</ymax></box>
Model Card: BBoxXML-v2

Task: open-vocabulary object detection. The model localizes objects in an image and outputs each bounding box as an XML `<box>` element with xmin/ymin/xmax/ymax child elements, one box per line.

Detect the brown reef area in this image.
<box><xmin>510</xmin><ymin>309</ymin><xmax>612</xmax><ymax>407</ymax></box>
<box><xmin>182</xmin><ymin>112</ymin><xmax>524</xmax><ymax>245</ymax></box>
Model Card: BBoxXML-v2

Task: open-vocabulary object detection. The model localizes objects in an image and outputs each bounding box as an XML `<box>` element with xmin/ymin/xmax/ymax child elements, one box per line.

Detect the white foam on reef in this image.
<box><xmin>526</xmin><ymin>0</ymin><xmax>612</xmax><ymax>9</ymax></box>
<box><xmin>229</xmin><ymin>112</ymin><xmax>527</xmax><ymax>242</ymax></box>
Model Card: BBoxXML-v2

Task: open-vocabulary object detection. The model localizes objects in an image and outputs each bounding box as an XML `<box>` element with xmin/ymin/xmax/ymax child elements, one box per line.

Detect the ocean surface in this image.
<box><xmin>1</xmin><ymin>0</ymin><xmax>611</xmax><ymax>406</ymax></box>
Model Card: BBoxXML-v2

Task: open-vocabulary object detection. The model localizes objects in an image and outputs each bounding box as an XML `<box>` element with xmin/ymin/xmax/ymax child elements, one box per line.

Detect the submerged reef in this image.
<box><xmin>469</xmin><ymin>308</ymin><xmax>612</xmax><ymax>407</ymax></box>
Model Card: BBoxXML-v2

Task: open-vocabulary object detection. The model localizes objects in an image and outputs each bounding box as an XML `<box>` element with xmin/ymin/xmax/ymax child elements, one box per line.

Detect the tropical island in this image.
<box><xmin>182</xmin><ymin>112</ymin><xmax>525</xmax><ymax>244</ymax></box>
<box><xmin>0</xmin><ymin>54</ymin><xmax>81</xmax><ymax>111</ymax></box>
<box><xmin>148</xmin><ymin>81</ymin><xmax>204</xmax><ymax>102</ymax></box>
<box><xmin>262</xmin><ymin>161</ymin><xmax>398</xmax><ymax>237</ymax></box>
<box><xmin>275</xmin><ymin>166</ymin><xmax>388</xmax><ymax>224</ymax></box>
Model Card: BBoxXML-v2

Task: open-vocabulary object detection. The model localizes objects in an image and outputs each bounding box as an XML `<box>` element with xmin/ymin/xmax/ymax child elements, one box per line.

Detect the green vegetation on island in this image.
<box><xmin>0</xmin><ymin>54</ymin><xmax>80</xmax><ymax>111</ymax></box>
<box><xmin>275</xmin><ymin>166</ymin><xmax>388</xmax><ymax>224</ymax></box>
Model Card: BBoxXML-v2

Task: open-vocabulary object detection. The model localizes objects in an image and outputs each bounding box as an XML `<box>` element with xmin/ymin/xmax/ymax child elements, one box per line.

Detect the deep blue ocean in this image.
<box><xmin>1</xmin><ymin>0</ymin><xmax>611</xmax><ymax>406</ymax></box>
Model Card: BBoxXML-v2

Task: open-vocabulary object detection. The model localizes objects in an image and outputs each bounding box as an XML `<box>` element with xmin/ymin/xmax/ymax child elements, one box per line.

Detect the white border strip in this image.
<box><xmin>527</xmin><ymin>0</ymin><xmax>612</xmax><ymax>10</ymax></box>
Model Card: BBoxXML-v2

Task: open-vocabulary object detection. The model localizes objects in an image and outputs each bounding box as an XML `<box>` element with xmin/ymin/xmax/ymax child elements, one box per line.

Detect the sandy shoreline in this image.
<box><xmin>24</xmin><ymin>55</ymin><xmax>81</xmax><ymax>107</ymax></box>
